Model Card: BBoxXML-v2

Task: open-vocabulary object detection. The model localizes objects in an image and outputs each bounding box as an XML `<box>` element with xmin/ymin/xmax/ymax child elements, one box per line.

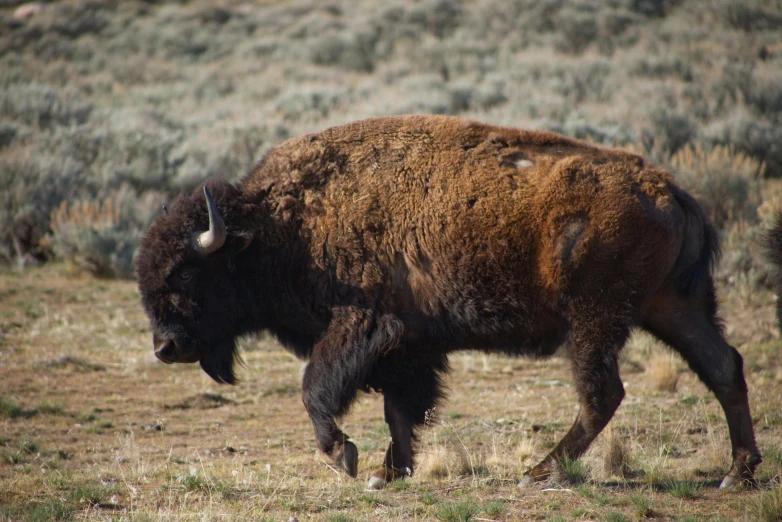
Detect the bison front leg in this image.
<box><xmin>301</xmin><ymin>308</ymin><xmax>404</xmax><ymax>479</ymax></box>
<box><xmin>302</xmin><ymin>357</ymin><xmax>359</xmax><ymax>478</ymax></box>
<box><xmin>521</xmin><ymin>314</ymin><xmax>628</xmax><ymax>486</ymax></box>
<box><xmin>366</xmin><ymin>353</ymin><xmax>447</xmax><ymax>489</ymax></box>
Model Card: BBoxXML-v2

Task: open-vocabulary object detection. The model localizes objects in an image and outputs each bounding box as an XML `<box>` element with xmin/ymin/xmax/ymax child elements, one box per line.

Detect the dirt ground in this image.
<box><xmin>1</xmin><ymin>263</ymin><xmax>781</xmax><ymax>521</ymax></box>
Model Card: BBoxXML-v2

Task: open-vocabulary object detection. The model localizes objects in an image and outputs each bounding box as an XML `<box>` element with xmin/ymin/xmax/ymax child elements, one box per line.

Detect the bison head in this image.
<box><xmin>136</xmin><ymin>180</ymin><xmax>255</xmax><ymax>384</ymax></box>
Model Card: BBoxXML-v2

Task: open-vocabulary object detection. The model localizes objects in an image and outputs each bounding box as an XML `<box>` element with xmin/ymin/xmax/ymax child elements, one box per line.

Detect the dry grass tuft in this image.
<box><xmin>647</xmin><ymin>353</ymin><xmax>679</xmax><ymax>393</ymax></box>
<box><xmin>416</xmin><ymin>411</ymin><xmax>487</xmax><ymax>481</ymax></box>
<box><xmin>416</xmin><ymin>442</ymin><xmax>483</xmax><ymax>481</ymax></box>
<box><xmin>515</xmin><ymin>435</ymin><xmax>538</xmax><ymax>469</ymax></box>
<box><xmin>416</xmin><ymin>445</ymin><xmax>451</xmax><ymax>480</ymax></box>
<box><xmin>50</xmin><ymin>196</ymin><xmax>123</xmax><ymax>230</ymax></box>
<box><xmin>603</xmin><ymin>427</ymin><xmax>631</xmax><ymax>478</ymax></box>
<box><xmin>697</xmin><ymin>414</ymin><xmax>732</xmax><ymax>474</ymax></box>
<box><xmin>584</xmin><ymin>425</ymin><xmax>632</xmax><ymax>481</ymax></box>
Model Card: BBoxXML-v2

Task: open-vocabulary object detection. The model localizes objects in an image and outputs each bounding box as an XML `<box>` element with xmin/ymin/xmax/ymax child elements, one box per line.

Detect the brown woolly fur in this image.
<box><xmin>137</xmin><ymin>115</ymin><xmax>760</xmax><ymax>490</ymax></box>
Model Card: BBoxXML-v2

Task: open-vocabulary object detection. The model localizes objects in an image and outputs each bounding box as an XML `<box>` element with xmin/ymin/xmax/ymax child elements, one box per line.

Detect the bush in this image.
<box><xmin>1</xmin><ymin>0</ymin><xmax>782</xmax><ymax>280</ymax></box>
<box><xmin>0</xmin><ymin>122</ymin><xmax>18</xmax><ymax>148</ymax></box>
<box><xmin>0</xmin><ymin>151</ymin><xmax>86</xmax><ymax>264</ymax></box>
<box><xmin>747</xmin><ymin>66</ymin><xmax>782</xmax><ymax>121</ymax></box>
<box><xmin>554</xmin><ymin>6</ymin><xmax>599</xmax><ymax>55</ymax></box>
<box><xmin>90</xmin><ymin>112</ymin><xmax>184</xmax><ymax>192</ymax></box>
<box><xmin>670</xmin><ymin>144</ymin><xmax>762</xmax><ymax>228</ymax></box>
<box><xmin>46</xmin><ymin>188</ymin><xmax>164</xmax><ymax>278</ymax></box>
<box><xmin>703</xmin><ymin>114</ymin><xmax>782</xmax><ymax>178</ymax></box>
<box><xmin>708</xmin><ymin>0</ymin><xmax>782</xmax><ymax>32</ymax></box>
<box><xmin>0</xmin><ymin>83</ymin><xmax>92</xmax><ymax>129</ymax></box>
<box><xmin>716</xmin><ymin>221</ymin><xmax>775</xmax><ymax>291</ymax></box>
<box><xmin>642</xmin><ymin>108</ymin><xmax>697</xmax><ymax>155</ymax></box>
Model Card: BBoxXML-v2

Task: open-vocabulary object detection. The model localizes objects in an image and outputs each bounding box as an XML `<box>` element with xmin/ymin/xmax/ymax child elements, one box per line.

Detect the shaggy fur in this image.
<box><xmin>137</xmin><ymin>115</ymin><xmax>760</xmax><ymax>488</ymax></box>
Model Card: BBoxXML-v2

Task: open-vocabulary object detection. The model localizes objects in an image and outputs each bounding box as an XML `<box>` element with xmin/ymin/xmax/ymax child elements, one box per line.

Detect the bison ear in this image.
<box><xmin>225</xmin><ymin>230</ymin><xmax>253</xmax><ymax>255</ymax></box>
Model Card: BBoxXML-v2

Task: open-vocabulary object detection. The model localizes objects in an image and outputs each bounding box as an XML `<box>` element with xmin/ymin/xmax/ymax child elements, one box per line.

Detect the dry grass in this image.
<box><xmin>0</xmin><ymin>265</ymin><xmax>782</xmax><ymax>521</ymax></box>
<box><xmin>647</xmin><ymin>353</ymin><xmax>680</xmax><ymax>393</ymax></box>
<box><xmin>50</xmin><ymin>196</ymin><xmax>124</xmax><ymax>231</ymax></box>
<box><xmin>1</xmin><ymin>264</ymin><xmax>781</xmax><ymax>521</ymax></box>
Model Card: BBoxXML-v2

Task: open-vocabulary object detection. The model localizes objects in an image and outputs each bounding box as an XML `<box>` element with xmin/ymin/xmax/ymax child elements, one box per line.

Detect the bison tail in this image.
<box><xmin>670</xmin><ymin>185</ymin><xmax>721</xmax><ymax>299</ymax></box>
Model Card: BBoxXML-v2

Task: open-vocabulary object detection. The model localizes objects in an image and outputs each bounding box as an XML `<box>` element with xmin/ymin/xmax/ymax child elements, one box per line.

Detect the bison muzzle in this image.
<box><xmin>137</xmin><ymin>115</ymin><xmax>761</xmax><ymax>490</ymax></box>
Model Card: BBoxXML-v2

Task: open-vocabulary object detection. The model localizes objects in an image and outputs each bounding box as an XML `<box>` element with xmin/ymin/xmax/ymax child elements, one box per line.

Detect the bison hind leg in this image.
<box><xmin>643</xmin><ymin>286</ymin><xmax>761</xmax><ymax>488</ymax></box>
<box><xmin>521</xmin><ymin>304</ymin><xmax>630</xmax><ymax>487</ymax></box>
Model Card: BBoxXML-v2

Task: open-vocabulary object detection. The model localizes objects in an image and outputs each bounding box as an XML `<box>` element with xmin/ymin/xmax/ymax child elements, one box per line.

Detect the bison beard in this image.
<box><xmin>199</xmin><ymin>340</ymin><xmax>240</xmax><ymax>385</ymax></box>
<box><xmin>136</xmin><ymin>115</ymin><xmax>761</xmax><ymax>491</ymax></box>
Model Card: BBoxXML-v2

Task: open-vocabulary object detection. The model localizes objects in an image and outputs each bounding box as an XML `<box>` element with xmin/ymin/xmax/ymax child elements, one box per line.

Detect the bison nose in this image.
<box><xmin>154</xmin><ymin>335</ymin><xmax>178</xmax><ymax>364</ymax></box>
<box><xmin>153</xmin><ymin>334</ymin><xmax>201</xmax><ymax>364</ymax></box>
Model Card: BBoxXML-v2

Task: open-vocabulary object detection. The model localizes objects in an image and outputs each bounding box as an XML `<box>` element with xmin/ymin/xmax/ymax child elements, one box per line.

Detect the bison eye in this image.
<box><xmin>179</xmin><ymin>270</ymin><xmax>195</xmax><ymax>283</ymax></box>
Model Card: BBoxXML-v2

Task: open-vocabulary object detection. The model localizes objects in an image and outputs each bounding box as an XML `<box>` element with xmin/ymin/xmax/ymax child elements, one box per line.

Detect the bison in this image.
<box><xmin>137</xmin><ymin>115</ymin><xmax>760</xmax><ymax>490</ymax></box>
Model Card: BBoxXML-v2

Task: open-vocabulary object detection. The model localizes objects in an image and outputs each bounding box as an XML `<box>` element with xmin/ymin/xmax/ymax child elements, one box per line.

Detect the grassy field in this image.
<box><xmin>2</xmin><ymin>0</ymin><xmax>782</xmax><ymax>520</ymax></box>
<box><xmin>1</xmin><ymin>267</ymin><xmax>781</xmax><ymax>521</ymax></box>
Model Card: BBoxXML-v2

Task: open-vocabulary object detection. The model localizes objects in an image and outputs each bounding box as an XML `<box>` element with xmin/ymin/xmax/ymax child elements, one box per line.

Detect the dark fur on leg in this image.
<box><xmin>366</xmin><ymin>351</ymin><xmax>448</xmax><ymax>487</ymax></box>
<box><xmin>302</xmin><ymin>308</ymin><xmax>404</xmax><ymax>474</ymax></box>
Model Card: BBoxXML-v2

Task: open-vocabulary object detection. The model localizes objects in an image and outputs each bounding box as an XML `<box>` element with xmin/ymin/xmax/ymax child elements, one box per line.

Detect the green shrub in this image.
<box><xmin>717</xmin><ymin>221</ymin><xmax>776</xmax><ymax>291</ymax></box>
<box><xmin>630</xmin><ymin>492</ymin><xmax>653</xmax><ymax>518</ymax></box>
<box><xmin>482</xmin><ymin>500</ymin><xmax>505</xmax><ymax>516</ymax></box>
<box><xmin>92</xmin><ymin>116</ymin><xmax>183</xmax><ymax>192</ymax></box>
<box><xmin>642</xmin><ymin>108</ymin><xmax>696</xmax><ymax>155</ymax></box>
<box><xmin>708</xmin><ymin>0</ymin><xmax>782</xmax><ymax>32</ymax></box>
<box><xmin>25</xmin><ymin>500</ymin><xmax>73</xmax><ymax>521</ymax></box>
<box><xmin>0</xmin><ymin>84</ymin><xmax>92</xmax><ymax>129</ymax></box>
<box><xmin>750</xmin><ymin>483</ymin><xmax>782</xmax><ymax>522</ymax></box>
<box><xmin>433</xmin><ymin>500</ymin><xmax>479</xmax><ymax>522</ymax></box>
<box><xmin>704</xmin><ymin>114</ymin><xmax>782</xmax><ymax>178</ymax></box>
<box><xmin>554</xmin><ymin>7</ymin><xmax>598</xmax><ymax>55</ymax></box>
<box><xmin>663</xmin><ymin>480</ymin><xmax>702</xmax><ymax>500</ymax></box>
<box><xmin>0</xmin><ymin>152</ymin><xmax>85</xmax><ymax>265</ymax></box>
<box><xmin>670</xmin><ymin>144</ymin><xmax>762</xmax><ymax>228</ymax></box>
<box><xmin>0</xmin><ymin>396</ymin><xmax>22</xmax><ymax>418</ymax></box>
<box><xmin>562</xmin><ymin>456</ymin><xmax>589</xmax><ymax>484</ymax></box>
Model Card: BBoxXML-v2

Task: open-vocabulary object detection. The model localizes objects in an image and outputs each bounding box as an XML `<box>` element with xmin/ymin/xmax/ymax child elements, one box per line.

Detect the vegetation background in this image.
<box><xmin>1</xmin><ymin>0</ymin><xmax>782</xmax><ymax>520</ymax></box>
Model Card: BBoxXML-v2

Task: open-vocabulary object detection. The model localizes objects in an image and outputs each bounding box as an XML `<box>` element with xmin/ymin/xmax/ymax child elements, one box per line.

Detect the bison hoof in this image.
<box><xmin>519</xmin><ymin>457</ymin><xmax>567</xmax><ymax>488</ymax></box>
<box><xmin>340</xmin><ymin>440</ymin><xmax>358</xmax><ymax>478</ymax></box>
<box><xmin>720</xmin><ymin>452</ymin><xmax>761</xmax><ymax>489</ymax></box>
<box><xmin>719</xmin><ymin>473</ymin><xmax>759</xmax><ymax>490</ymax></box>
<box><xmin>719</xmin><ymin>475</ymin><xmax>739</xmax><ymax>490</ymax></box>
<box><xmin>366</xmin><ymin>476</ymin><xmax>386</xmax><ymax>490</ymax></box>
<box><xmin>366</xmin><ymin>465</ymin><xmax>411</xmax><ymax>489</ymax></box>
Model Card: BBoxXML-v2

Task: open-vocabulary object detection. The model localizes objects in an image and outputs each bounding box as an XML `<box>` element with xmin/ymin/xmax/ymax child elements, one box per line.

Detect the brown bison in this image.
<box><xmin>137</xmin><ymin>115</ymin><xmax>760</xmax><ymax>490</ymax></box>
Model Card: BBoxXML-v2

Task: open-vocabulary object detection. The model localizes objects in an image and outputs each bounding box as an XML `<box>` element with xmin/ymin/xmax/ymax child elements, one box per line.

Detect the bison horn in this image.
<box><xmin>193</xmin><ymin>186</ymin><xmax>227</xmax><ymax>255</ymax></box>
